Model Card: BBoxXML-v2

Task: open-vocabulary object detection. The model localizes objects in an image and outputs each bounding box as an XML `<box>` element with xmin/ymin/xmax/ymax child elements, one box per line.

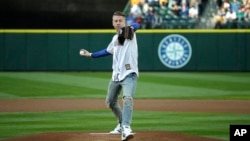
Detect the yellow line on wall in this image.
<box><xmin>138</xmin><ymin>29</ymin><xmax>250</xmax><ymax>33</ymax></box>
<box><xmin>0</xmin><ymin>29</ymin><xmax>250</xmax><ymax>33</ymax></box>
<box><xmin>0</xmin><ymin>29</ymin><xmax>116</xmax><ymax>34</ymax></box>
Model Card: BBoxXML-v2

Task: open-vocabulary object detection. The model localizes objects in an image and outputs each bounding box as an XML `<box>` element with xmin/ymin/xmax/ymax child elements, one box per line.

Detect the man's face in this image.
<box><xmin>112</xmin><ymin>15</ymin><xmax>125</xmax><ymax>31</ymax></box>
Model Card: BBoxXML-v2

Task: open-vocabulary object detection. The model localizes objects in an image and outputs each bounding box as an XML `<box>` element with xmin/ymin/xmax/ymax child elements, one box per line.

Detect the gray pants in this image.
<box><xmin>106</xmin><ymin>73</ymin><xmax>137</xmax><ymax>126</ymax></box>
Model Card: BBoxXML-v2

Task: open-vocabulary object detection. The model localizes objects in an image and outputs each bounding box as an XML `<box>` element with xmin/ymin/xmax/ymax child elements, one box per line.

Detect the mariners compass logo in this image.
<box><xmin>158</xmin><ymin>34</ymin><xmax>192</xmax><ymax>69</ymax></box>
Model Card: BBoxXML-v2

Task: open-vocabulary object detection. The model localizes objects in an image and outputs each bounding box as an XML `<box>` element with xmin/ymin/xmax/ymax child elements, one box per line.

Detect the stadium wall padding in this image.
<box><xmin>0</xmin><ymin>30</ymin><xmax>249</xmax><ymax>71</ymax></box>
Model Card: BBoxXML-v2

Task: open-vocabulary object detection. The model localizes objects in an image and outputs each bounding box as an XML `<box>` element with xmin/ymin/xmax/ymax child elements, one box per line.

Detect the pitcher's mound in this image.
<box><xmin>1</xmin><ymin>131</ymin><xmax>225</xmax><ymax>141</ymax></box>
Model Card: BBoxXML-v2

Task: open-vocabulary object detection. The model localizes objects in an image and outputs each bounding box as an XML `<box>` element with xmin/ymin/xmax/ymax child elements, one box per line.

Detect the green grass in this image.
<box><xmin>0</xmin><ymin>110</ymin><xmax>249</xmax><ymax>140</ymax></box>
<box><xmin>0</xmin><ymin>72</ymin><xmax>250</xmax><ymax>140</ymax></box>
<box><xmin>136</xmin><ymin>72</ymin><xmax>250</xmax><ymax>99</ymax></box>
<box><xmin>0</xmin><ymin>72</ymin><xmax>250</xmax><ymax>99</ymax></box>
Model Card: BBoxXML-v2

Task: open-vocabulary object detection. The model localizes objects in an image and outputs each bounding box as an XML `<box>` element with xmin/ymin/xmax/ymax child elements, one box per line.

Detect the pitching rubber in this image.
<box><xmin>90</xmin><ymin>133</ymin><xmax>136</xmax><ymax>141</ymax></box>
<box><xmin>89</xmin><ymin>132</ymin><xmax>136</xmax><ymax>135</ymax></box>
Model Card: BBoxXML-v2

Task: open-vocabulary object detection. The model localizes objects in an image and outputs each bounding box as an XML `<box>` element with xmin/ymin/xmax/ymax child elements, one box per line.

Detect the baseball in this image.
<box><xmin>80</xmin><ymin>50</ymin><xmax>85</xmax><ymax>55</ymax></box>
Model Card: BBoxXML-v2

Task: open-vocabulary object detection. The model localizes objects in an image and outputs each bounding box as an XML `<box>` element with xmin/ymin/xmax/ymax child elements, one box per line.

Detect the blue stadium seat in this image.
<box><xmin>169</xmin><ymin>19</ymin><xmax>179</xmax><ymax>29</ymax></box>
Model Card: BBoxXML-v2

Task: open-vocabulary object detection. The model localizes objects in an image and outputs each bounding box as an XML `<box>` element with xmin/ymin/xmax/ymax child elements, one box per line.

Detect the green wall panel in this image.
<box><xmin>196</xmin><ymin>34</ymin><xmax>219</xmax><ymax>71</ymax></box>
<box><xmin>26</xmin><ymin>34</ymin><xmax>47</xmax><ymax>70</ymax></box>
<box><xmin>217</xmin><ymin>34</ymin><xmax>238</xmax><ymax>71</ymax></box>
<box><xmin>137</xmin><ymin>34</ymin><xmax>155</xmax><ymax>71</ymax></box>
<box><xmin>235</xmin><ymin>33</ymin><xmax>247</xmax><ymax>70</ymax></box>
<box><xmin>0</xmin><ymin>34</ymin><xmax>3</xmax><ymax>70</ymax></box>
<box><xmin>186</xmin><ymin>33</ymin><xmax>199</xmax><ymax>71</ymax></box>
<box><xmin>4</xmin><ymin>34</ymin><xmax>26</xmax><ymax>70</ymax></box>
<box><xmin>47</xmin><ymin>34</ymin><xmax>69</xmax><ymax>70</ymax></box>
<box><xmin>247</xmin><ymin>34</ymin><xmax>250</xmax><ymax>70</ymax></box>
<box><xmin>88</xmin><ymin>34</ymin><xmax>113</xmax><ymax>71</ymax></box>
<box><xmin>69</xmin><ymin>34</ymin><xmax>90</xmax><ymax>70</ymax></box>
<box><xmin>0</xmin><ymin>31</ymin><xmax>249</xmax><ymax>71</ymax></box>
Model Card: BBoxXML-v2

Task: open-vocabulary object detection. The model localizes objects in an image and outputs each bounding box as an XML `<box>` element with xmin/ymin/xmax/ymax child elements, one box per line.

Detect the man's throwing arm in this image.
<box><xmin>91</xmin><ymin>49</ymin><xmax>111</xmax><ymax>58</ymax></box>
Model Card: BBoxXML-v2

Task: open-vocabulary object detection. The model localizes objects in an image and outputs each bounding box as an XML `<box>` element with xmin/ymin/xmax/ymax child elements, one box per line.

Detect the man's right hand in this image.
<box><xmin>79</xmin><ymin>49</ymin><xmax>92</xmax><ymax>58</ymax></box>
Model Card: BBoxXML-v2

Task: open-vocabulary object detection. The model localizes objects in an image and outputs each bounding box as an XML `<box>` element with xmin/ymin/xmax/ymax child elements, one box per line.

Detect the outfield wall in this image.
<box><xmin>0</xmin><ymin>30</ymin><xmax>249</xmax><ymax>71</ymax></box>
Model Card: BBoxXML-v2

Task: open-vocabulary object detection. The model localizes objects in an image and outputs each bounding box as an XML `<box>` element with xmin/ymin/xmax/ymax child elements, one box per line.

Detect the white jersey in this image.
<box><xmin>106</xmin><ymin>33</ymin><xmax>139</xmax><ymax>81</ymax></box>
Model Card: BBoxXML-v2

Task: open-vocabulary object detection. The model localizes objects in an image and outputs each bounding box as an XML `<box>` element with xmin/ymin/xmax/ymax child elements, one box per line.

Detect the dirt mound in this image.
<box><xmin>1</xmin><ymin>131</ymin><xmax>225</xmax><ymax>141</ymax></box>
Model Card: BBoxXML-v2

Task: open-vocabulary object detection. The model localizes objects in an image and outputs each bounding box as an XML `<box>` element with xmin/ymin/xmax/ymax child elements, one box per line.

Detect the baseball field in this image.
<box><xmin>0</xmin><ymin>72</ymin><xmax>250</xmax><ymax>141</ymax></box>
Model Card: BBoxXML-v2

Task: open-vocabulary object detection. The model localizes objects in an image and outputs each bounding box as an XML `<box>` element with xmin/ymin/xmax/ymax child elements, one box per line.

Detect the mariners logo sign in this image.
<box><xmin>158</xmin><ymin>34</ymin><xmax>192</xmax><ymax>69</ymax></box>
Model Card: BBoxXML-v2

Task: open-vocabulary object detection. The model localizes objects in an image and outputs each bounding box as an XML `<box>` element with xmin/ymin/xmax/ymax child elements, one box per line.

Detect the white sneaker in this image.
<box><xmin>121</xmin><ymin>125</ymin><xmax>134</xmax><ymax>141</ymax></box>
<box><xmin>109</xmin><ymin>124</ymin><xmax>122</xmax><ymax>134</ymax></box>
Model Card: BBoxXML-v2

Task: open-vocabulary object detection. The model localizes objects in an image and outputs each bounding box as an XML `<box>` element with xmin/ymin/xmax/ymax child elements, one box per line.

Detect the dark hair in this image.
<box><xmin>113</xmin><ymin>11</ymin><xmax>125</xmax><ymax>17</ymax></box>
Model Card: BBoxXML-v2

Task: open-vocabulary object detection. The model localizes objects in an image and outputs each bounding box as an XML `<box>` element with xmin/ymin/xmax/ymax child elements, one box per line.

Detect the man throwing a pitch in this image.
<box><xmin>80</xmin><ymin>11</ymin><xmax>140</xmax><ymax>141</ymax></box>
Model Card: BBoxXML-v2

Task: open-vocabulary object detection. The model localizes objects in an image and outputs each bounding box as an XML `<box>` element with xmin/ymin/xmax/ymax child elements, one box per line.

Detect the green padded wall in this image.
<box><xmin>0</xmin><ymin>30</ymin><xmax>249</xmax><ymax>71</ymax></box>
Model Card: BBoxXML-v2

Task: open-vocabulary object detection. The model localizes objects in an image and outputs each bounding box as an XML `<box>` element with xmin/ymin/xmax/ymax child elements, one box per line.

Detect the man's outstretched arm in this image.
<box><xmin>79</xmin><ymin>48</ymin><xmax>111</xmax><ymax>58</ymax></box>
